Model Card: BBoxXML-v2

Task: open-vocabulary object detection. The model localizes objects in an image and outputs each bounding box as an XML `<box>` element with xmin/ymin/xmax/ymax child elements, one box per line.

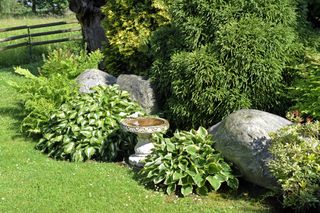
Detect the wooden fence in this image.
<box><xmin>0</xmin><ymin>21</ymin><xmax>82</xmax><ymax>53</ymax></box>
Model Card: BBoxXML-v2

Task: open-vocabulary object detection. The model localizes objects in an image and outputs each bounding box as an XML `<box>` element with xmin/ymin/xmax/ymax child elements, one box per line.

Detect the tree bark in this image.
<box><xmin>32</xmin><ymin>0</ymin><xmax>36</xmax><ymax>13</ymax></box>
<box><xmin>69</xmin><ymin>0</ymin><xmax>108</xmax><ymax>52</ymax></box>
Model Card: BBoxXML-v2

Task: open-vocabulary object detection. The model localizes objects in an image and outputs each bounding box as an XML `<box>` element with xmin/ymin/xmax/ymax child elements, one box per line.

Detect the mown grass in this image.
<box><xmin>0</xmin><ymin>16</ymin><xmax>82</xmax><ymax>67</ymax></box>
<box><xmin>0</xmin><ymin>16</ymin><xmax>280</xmax><ymax>213</ymax></box>
<box><xmin>0</xmin><ymin>64</ymin><xmax>279</xmax><ymax>213</ymax></box>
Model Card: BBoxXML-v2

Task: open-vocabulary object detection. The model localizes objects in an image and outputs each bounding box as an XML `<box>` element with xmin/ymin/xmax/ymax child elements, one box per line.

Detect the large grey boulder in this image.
<box><xmin>116</xmin><ymin>74</ymin><xmax>158</xmax><ymax>114</ymax></box>
<box><xmin>76</xmin><ymin>69</ymin><xmax>117</xmax><ymax>93</ymax></box>
<box><xmin>208</xmin><ymin>109</ymin><xmax>292</xmax><ymax>190</ymax></box>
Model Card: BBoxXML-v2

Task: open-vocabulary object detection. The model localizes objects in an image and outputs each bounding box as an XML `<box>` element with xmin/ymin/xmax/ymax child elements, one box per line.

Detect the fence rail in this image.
<box><xmin>0</xmin><ymin>20</ymin><xmax>82</xmax><ymax>52</ymax></box>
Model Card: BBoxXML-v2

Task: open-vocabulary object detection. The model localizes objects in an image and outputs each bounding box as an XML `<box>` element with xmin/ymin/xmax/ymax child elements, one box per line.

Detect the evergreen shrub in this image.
<box><xmin>288</xmin><ymin>50</ymin><xmax>320</xmax><ymax>120</ymax></box>
<box><xmin>150</xmin><ymin>0</ymin><xmax>303</xmax><ymax>129</ymax></box>
<box><xmin>102</xmin><ymin>0</ymin><xmax>170</xmax><ymax>76</ymax></box>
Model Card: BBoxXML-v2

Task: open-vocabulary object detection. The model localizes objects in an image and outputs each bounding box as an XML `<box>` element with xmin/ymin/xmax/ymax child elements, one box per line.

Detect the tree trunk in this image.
<box><xmin>69</xmin><ymin>0</ymin><xmax>108</xmax><ymax>53</ymax></box>
<box><xmin>32</xmin><ymin>0</ymin><xmax>36</xmax><ymax>13</ymax></box>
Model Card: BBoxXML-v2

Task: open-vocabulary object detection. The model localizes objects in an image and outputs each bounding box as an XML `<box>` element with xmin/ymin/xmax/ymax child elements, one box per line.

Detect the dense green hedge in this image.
<box><xmin>102</xmin><ymin>0</ymin><xmax>320</xmax><ymax>129</ymax></box>
<box><xmin>150</xmin><ymin>0</ymin><xmax>303</xmax><ymax>128</ymax></box>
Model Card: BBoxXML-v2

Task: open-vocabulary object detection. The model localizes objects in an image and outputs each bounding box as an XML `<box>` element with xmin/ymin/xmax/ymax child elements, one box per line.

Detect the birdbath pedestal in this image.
<box><xmin>120</xmin><ymin>117</ymin><xmax>169</xmax><ymax>167</ymax></box>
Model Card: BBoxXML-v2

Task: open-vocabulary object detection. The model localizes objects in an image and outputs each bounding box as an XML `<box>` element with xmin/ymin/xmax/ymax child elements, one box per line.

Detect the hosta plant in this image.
<box><xmin>36</xmin><ymin>86</ymin><xmax>145</xmax><ymax>162</ymax></box>
<box><xmin>268</xmin><ymin>122</ymin><xmax>320</xmax><ymax>211</ymax></box>
<box><xmin>140</xmin><ymin>127</ymin><xmax>238</xmax><ymax>196</ymax></box>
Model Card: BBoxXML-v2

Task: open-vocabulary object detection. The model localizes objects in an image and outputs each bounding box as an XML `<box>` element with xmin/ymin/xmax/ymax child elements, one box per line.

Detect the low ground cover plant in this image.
<box><xmin>40</xmin><ymin>48</ymin><xmax>104</xmax><ymax>79</ymax></box>
<box><xmin>11</xmin><ymin>67</ymin><xmax>78</xmax><ymax>135</ymax></box>
<box><xmin>36</xmin><ymin>86</ymin><xmax>145</xmax><ymax>162</ymax></box>
<box><xmin>11</xmin><ymin>49</ymin><xmax>102</xmax><ymax>136</ymax></box>
<box><xmin>140</xmin><ymin>127</ymin><xmax>238</xmax><ymax>196</ymax></box>
<box><xmin>268</xmin><ymin>122</ymin><xmax>320</xmax><ymax>211</ymax></box>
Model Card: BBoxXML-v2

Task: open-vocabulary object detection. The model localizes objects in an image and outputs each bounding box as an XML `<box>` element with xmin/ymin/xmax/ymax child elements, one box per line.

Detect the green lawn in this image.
<box><xmin>0</xmin><ymin>65</ymin><xmax>279</xmax><ymax>213</ymax></box>
<box><xmin>0</xmin><ymin>15</ymin><xmax>280</xmax><ymax>213</ymax></box>
<box><xmin>0</xmin><ymin>16</ymin><xmax>81</xmax><ymax>67</ymax></box>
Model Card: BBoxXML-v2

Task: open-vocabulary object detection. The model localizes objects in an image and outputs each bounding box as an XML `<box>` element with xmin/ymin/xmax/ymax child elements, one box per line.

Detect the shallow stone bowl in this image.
<box><xmin>120</xmin><ymin>117</ymin><xmax>169</xmax><ymax>134</ymax></box>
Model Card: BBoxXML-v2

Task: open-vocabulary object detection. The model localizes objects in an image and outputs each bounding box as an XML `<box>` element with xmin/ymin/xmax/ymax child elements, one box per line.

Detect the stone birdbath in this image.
<box><xmin>120</xmin><ymin>117</ymin><xmax>169</xmax><ymax>167</ymax></box>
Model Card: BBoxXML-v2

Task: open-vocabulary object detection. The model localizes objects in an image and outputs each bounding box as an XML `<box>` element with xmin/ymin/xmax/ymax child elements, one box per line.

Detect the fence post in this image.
<box><xmin>27</xmin><ymin>27</ymin><xmax>32</xmax><ymax>61</ymax></box>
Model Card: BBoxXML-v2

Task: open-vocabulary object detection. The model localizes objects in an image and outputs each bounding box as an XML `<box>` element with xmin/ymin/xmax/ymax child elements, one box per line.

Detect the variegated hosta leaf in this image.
<box><xmin>37</xmin><ymin>85</ymin><xmax>145</xmax><ymax>162</ymax></box>
<box><xmin>140</xmin><ymin>127</ymin><xmax>237</xmax><ymax>196</ymax></box>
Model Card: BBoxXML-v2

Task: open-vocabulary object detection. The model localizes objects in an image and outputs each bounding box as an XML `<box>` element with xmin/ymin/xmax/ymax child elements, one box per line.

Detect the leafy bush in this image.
<box><xmin>288</xmin><ymin>50</ymin><xmax>320</xmax><ymax>120</ymax></box>
<box><xmin>12</xmin><ymin>48</ymin><xmax>103</xmax><ymax>136</ymax></box>
<box><xmin>140</xmin><ymin>127</ymin><xmax>238</xmax><ymax>196</ymax></box>
<box><xmin>36</xmin><ymin>86</ymin><xmax>145</xmax><ymax>162</ymax></box>
<box><xmin>149</xmin><ymin>0</ymin><xmax>302</xmax><ymax>129</ymax></box>
<box><xmin>268</xmin><ymin>122</ymin><xmax>320</xmax><ymax>210</ymax></box>
<box><xmin>40</xmin><ymin>48</ymin><xmax>104</xmax><ymax>79</ymax></box>
<box><xmin>102</xmin><ymin>0</ymin><xmax>170</xmax><ymax>76</ymax></box>
<box><xmin>11</xmin><ymin>67</ymin><xmax>78</xmax><ymax>136</ymax></box>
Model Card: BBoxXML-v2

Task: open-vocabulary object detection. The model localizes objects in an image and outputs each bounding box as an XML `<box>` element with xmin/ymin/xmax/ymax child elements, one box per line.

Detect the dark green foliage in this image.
<box><xmin>140</xmin><ymin>127</ymin><xmax>238</xmax><ymax>196</ymax></box>
<box><xmin>150</xmin><ymin>0</ymin><xmax>302</xmax><ymax>128</ymax></box>
<box><xmin>268</xmin><ymin>122</ymin><xmax>320</xmax><ymax>210</ymax></box>
<box><xmin>22</xmin><ymin>0</ymin><xmax>69</xmax><ymax>15</ymax></box>
<box><xmin>0</xmin><ymin>0</ymin><xmax>26</xmax><ymax>15</ymax></box>
<box><xmin>165</xmin><ymin>47</ymin><xmax>250</xmax><ymax>127</ymax></box>
<box><xmin>40</xmin><ymin>48</ymin><xmax>104</xmax><ymax>79</ymax></box>
<box><xmin>288</xmin><ymin>50</ymin><xmax>320</xmax><ymax>120</ymax></box>
<box><xmin>102</xmin><ymin>0</ymin><xmax>170</xmax><ymax>76</ymax></box>
<box><xmin>36</xmin><ymin>86</ymin><xmax>145</xmax><ymax>162</ymax></box>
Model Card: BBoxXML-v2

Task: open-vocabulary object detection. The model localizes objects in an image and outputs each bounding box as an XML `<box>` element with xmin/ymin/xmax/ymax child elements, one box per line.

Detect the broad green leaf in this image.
<box><xmin>185</xmin><ymin>145</ymin><xmax>199</xmax><ymax>155</ymax></box>
<box><xmin>44</xmin><ymin>133</ymin><xmax>54</xmax><ymax>140</ymax></box>
<box><xmin>52</xmin><ymin>135</ymin><xmax>63</xmax><ymax>142</ymax></box>
<box><xmin>206</xmin><ymin>175</ymin><xmax>222</xmax><ymax>191</ymax></box>
<box><xmin>69</xmin><ymin>111</ymin><xmax>77</xmax><ymax>119</ymax></box>
<box><xmin>173</xmin><ymin>171</ymin><xmax>185</xmax><ymax>180</ymax></box>
<box><xmin>166</xmin><ymin>141</ymin><xmax>175</xmax><ymax>152</ymax></box>
<box><xmin>166</xmin><ymin>184</ymin><xmax>176</xmax><ymax>195</ymax></box>
<box><xmin>192</xmin><ymin>173</ymin><xmax>204</xmax><ymax>187</ymax></box>
<box><xmin>89</xmin><ymin>119</ymin><xmax>96</xmax><ymax>125</ymax></box>
<box><xmin>207</xmin><ymin>163</ymin><xmax>221</xmax><ymax>174</ymax></box>
<box><xmin>153</xmin><ymin>176</ymin><xmax>165</xmax><ymax>184</ymax></box>
<box><xmin>227</xmin><ymin>177</ymin><xmax>239</xmax><ymax>189</ymax></box>
<box><xmin>197</xmin><ymin>127</ymin><xmax>208</xmax><ymax>137</ymax></box>
<box><xmin>77</xmin><ymin>116</ymin><xmax>84</xmax><ymax>124</ymax></box>
<box><xmin>72</xmin><ymin>150</ymin><xmax>84</xmax><ymax>162</ymax></box>
<box><xmin>178</xmin><ymin>176</ymin><xmax>193</xmax><ymax>186</ymax></box>
<box><xmin>164</xmin><ymin>172</ymin><xmax>174</xmax><ymax>184</ymax></box>
<box><xmin>196</xmin><ymin>186</ymin><xmax>208</xmax><ymax>196</ymax></box>
<box><xmin>85</xmin><ymin>147</ymin><xmax>96</xmax><ymax>159</ymax></box>
<box><xmin>71</xmin><ymin>125</ymin><xmax>80</xmax><ymax>133</ymax></box>
<box><xmin>159</xmin><ymin>163</ymin><xmax>166</xmax><ymax>171</ymax></box>
<box><xmin>181</xmin><ymin>185</ymin><xmax>193</xmax><ymax>197</ymax></box>
<box><xmin>64</xmin><ymin>142</ymin><xmax>75</xmax><ymax>154</ymax></box>
<box><xmin>80</xmin><ymin>131</ymin><xmax>92</xmax><ymax>138</ymax></box>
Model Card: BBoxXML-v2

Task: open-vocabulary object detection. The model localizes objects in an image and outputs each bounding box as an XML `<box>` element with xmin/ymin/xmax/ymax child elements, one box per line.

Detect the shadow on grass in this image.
<box><xmin>0</xmin><ymin>102</ymin><xmax>26</xmax><ymax>139</ymax></box>
<box><xmin>130</xmin><ymin>169</ymin><xmax>286</xmax><ymax>212</ymax></box>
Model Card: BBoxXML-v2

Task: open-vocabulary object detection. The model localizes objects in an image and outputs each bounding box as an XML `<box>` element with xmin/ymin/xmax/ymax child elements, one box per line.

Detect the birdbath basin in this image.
<box><xmin>120</xmin><ymin>117</ymin><xmax>169</xmax><ymax>167</ymax></box>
